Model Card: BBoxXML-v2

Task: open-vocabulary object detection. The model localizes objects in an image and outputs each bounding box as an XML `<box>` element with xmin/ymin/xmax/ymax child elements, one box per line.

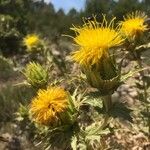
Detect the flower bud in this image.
<box><xmin>24</xmin><ymin>62</ymin><xmax>48</xmax><ymax>88</ymax></box>
<box><xmin>83</xmin><ymin>56</ymin><xmax>120</xmax><ymax>95</ymax></box>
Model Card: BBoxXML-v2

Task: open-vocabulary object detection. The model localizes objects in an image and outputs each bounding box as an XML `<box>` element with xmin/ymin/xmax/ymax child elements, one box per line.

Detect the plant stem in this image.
<box><xmin>133</xmin><ymin>51</ymin><xmax>149</xmax><ymax>137</ymax></box>
<box><xmin>136</xmin><ymin>57</ymin><xmax>147</xmax><ymax>102</ymax></box>
<box><xmin>103</xmin><ymin>95</ymin><xmax>112</xmax><ymax>112</ymax></box>
<box><xmin>137</xmin><ymin>60</ymin><xmax>149</xmax><ymax>137</ymax></box>
<box><xmin>100</xmin><ymin>95</ymin><xmax>112</xmax><ymax>129</ymax></box>
<box><xmin>100</xmin><ymin>114</ymin><xmax>110</xmax><ymax>130</ymax></box>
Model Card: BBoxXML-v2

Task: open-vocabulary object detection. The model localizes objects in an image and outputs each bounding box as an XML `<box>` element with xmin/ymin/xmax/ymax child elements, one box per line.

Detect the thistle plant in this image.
<box><xmin>71</xmin><ymin>16</ymin><xmax>125</xmax><ymax>112</ymax></box>
<box><xmin>68</xmin><ymin>13</ymin><xmax>149</xmax><ymax>148</ymax></box>
<box><xmin>15</xmin><ymin>12</ymin><xmax>149</xmax><ymax>149</ymax></box>
<box><xmin>120</xmin><ymin>11</ymin><xmax>150</xmax><ymax>136</ymax></box>
<box><xmin>29</xmin><ymin>86</ymin><xmax>78</xmax><ymax>149</ymax></box>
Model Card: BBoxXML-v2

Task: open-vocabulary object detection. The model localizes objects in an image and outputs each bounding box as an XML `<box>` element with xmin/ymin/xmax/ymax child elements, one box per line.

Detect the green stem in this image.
<box><xmin>126</xmin><ymin>42</ymin><xmax>149</xmax><ymax>137</ymax></box>
<box><xmin>137</xmin><ymin>59</ymin><xmax>149</xmax><ymax>137</ymax></box>
<box><xmin>103</xmin><ymin>95</ymin><xmax>112</xmax><ymax>112</ymax></box>
<box><xmin>130</xmin><ymin>49</ymin><xmax>148</xmax><ymax>103</ymax></box>
<box><xmin>100</xmin><ymin>114</ymin><xmax>110</xmax><ymax>130</ymax></box>
<box><xmin>100</xmin><ymin>95</ymin><xmax>112</xmax><ymax>129</ymax></box>
<box><xmin>42</xmin><ymin>47</ymin><xmax>48</xmax><ymax>66</ymax></box>
<box><xmin>136</xmin><ymin>58</ymin><xmax>147</xmax><ymax>102</ymax></box>
<box><xmin>133</xmin><ymin>51</ymin><xmax>149</xmax><ymax>137</ymax></box>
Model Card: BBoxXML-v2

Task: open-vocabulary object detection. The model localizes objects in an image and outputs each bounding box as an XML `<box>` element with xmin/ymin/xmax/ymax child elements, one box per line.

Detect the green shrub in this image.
<box><xmin>0</xmin><ymin>84</ymin><xmax>35</xmax><ymax>122</ymax></box>
<box><xmin>0</xmin><ymin>14</ymin><xmax>21</xmax><ymax>54</ymax></box>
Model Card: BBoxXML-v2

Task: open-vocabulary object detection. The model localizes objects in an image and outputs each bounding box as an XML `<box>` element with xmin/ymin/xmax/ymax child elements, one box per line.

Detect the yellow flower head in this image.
<box><xmin>30</xmin><ymin>87</ymin><xmax>69</xmax><ymax>126</ymax></box>
<box><xmin>120</xmin><ymin>11</ymin><xmax>148</xmax><ymax>38</ymax></box>
<box><xmin>71</xmin><ymin>16</ymin><xmax>124</xmax><ymax>67</ymax></box>
<box><xmin>23</xmin><ymin>34</ymin><xmax>41</xmax><ymax>51</ymax></box>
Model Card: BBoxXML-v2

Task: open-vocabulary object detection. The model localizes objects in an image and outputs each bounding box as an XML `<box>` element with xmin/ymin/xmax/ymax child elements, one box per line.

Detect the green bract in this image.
<box><xmin>24</xmin><ymin>62</ymin><xmax>48</xmax><ymax>88</ymax></box>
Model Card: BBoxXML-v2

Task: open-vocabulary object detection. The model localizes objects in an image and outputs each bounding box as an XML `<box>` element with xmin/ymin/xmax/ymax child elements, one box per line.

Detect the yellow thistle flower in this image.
<box><xmin>30</xmin><ymin>87</ymin><xmax>73</xmax><ymax>126</ymax></box>
<box><xmin>120</xmin><ymin>11</ymin><xmax>148</xmax><ymax>38</ymax></box>
<box><xmin>71</xmin><ymin>16</ymin><xmax>124</xmax><ymax>67</ymax></box>
<box><xmin>23</xmin><ymin>34</ymin><xmax>41</xmax><ymax>51</ymax></box>
<box><xmin>70</xmin><ymin>16</ymin><xmax>124</xmax><ymax>94</ymax></box>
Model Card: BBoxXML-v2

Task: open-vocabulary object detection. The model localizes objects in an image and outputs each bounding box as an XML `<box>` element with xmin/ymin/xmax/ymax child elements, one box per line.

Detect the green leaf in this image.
<box><xmin>121</xmin><ymin>67</ymin><xmax>149</xmax><ymax>82</ymax></box>
<box><xmin>79</xmin><ymin>122</ymin><xmax>111</xmax><ymax>149</ymax></box>
<box><xmin>85</xmin><ymin>122</ymin><xmax>110</xmax><ymax>136</ymax></box>
<box><xmin>135</xmin><ymin>42</ymin><xmax>150</xmax><ymax>52</ymax></box>
<box><xmin>71</xmin><ymin>136</ymin><xmax>77</xmax><ymax>150</ymax></box>
<box><xmin>67</xmin><ymin>93</ymin><xmax>76</xmax><ymax>113</ymax></box>
<box><xmin>83</xmin><ymin>91</ymin><xmax>103</xmax><ymax>108</ymax></box>
<box><xmin>78</xmin><ymin>143</ymin><xmax>87</xmax><ymax>150</ymax></box>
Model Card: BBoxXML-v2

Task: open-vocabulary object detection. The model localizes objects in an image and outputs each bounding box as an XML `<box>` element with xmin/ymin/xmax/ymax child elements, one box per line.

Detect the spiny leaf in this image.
<box><xmin>135</xmin><ymin>42</ymin><xmax>150</xmax><ymax>52</ymax></box>
<box><xmin>121</xmin><ymin>67</ymin><xmax>149</xmax><ymax>82</ymax></box>
<box><xmin>85</xmin><ymin>122</ymin><xmax>110</xmax><ymax>136</ymax></box>
<box><xmin>71</xmin><ymin>136</ymin><xmax>77</xmax><ymax>150</ymax></box>
<box><xmin>83</xmin><ymin>91</ymin><xmax>103</xmax><ymax>108</ymax></box>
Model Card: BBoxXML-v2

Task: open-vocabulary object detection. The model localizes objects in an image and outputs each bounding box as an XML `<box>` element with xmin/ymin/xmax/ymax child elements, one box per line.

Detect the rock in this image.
<box><xmin>128</xmin><ymin>88</ymin><xmax>135</xmax><ymax>92</ymax></box>
<box><xmin>126</xmin><ymin>97</ymin><xmax>135</xmax><ymax>105</ymax></box>
<box><xmin>129</xmin><ymin>91</ymin><xmax>138</xmax><ymax>98</ymax></box>
<box><xmin>6</xmin><ymin>136</ymin><xmax>21</xmax><ymax>150</ymax></box>
<box><xmin>121</xmin><ymin>91</ymin><xmax>128</xmax><ymax>96</ymax></box>
<box><xmin>112</xmin><ymin>92</ymin><xmax>120</xmax><ymax>102</ymax></box>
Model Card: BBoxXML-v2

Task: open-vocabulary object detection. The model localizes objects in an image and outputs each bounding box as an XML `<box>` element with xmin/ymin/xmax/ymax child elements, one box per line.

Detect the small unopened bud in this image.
<box><xmin>24</xmin><ymin>62</ymin><xmax>48</xmax><ymax>88</ymax></box>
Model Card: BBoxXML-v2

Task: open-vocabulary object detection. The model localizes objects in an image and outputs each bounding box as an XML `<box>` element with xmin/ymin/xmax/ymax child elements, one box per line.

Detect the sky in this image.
<box><xmin>45</xmin><ymin>0</ymin><xmax>85</xmax><ymax>13</ymax></box>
